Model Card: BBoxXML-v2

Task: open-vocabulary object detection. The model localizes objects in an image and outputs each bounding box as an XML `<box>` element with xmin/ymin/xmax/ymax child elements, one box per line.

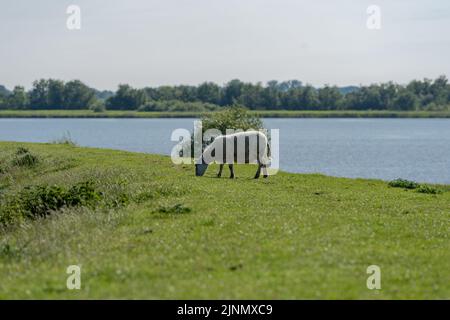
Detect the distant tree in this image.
<box><xmin>221</xmin><ymin>79</ymin><xmax>244</xmax><ymax>106</ymax></box>
<box><xmin>47</xmin><ymin>79</ymin><xmax>65</xmax><ymax>108</ymax></box>
<box><xmin>4</xmin><ymin>76</ymin><xmax>450</xmax><ymax>112</ymax></box>
<box><xmin>7</xmin><ymin>86</ymin><xmax>29</xmax><ymax>109</ymax></box>
<box><xmin>406</xmin><ymin>78</ymin><xmax>432</xmax><ymax>96</ymax></box>
<box><xmin>0</xmin><ymin>85</ymin><xmax>10</xmax><ymax>109</ymax></box>
<box><xmin>197</xmin><ymin>82</ymin><xmax>221</xmax><ymax>105</ymax></box>
<box><xmin>63</xmin><ymin>80</ymin><xmax>96</xmax><ymax>109</ymax></box>
<box><xmin>318</xmin><ymin>86</ymin><xmax>343</xmax><ymax>110</ymax></box>
<box><xmin>28</xmin><ymin>79</ymin><xmax>97</xmax><ymax>109</ymax></box>
<box><xmin>338</xmin><ymin>86</ymin><xmax>359</xmax><ymax>95</ymax></box>
<box><xmin>29</xmin><ymin>79</ymin><xmax>49</xmax><ymax>109</ymax></box>
<box><xmin>406</xmin><ymin>78</ymin><xmax>437</xmax><ymax>108</ymax></box>
<box><xmin>343</xmin><ymin>85</ymin><xmax>384</xmax><ymax>110</ymax></box>
<box><xmin>261</xmin><ymin>81</ymin><xmax>281</xmax><ymax>109</ymax></box>
<box><xmin>176</xmin><ymin>85</ymin><xmax>198</xmax><ymax>102</ymax></box>
<box><xmin>277</xmin><ymin>80</ymin><xmax>302</xmax><ymax>92</ymax></box>
<box><xmin>280</xmin><ymin>87</ymin><xmax>302</xmax><ymax>109</ymax></box>
<box><xmin>154</xmin><ymin>86</ymin><xmax>177</xmax><ymax>101</ymax></box>
<box><xmin>378</xmin><ymin>82</ymin><xmax>398</xmax><ymax>110</ymax></box>
<box><xmin>134</xmin><ymin>89</ymin><xmax>148</xmax><ymax>108</ymax></box>
<box><xmin>0</xmin><ymin>85</ymin><xmax>10</xmax><ymax>97</ymax></box>
<box><xmin>238</xmin><ymin>82</ymin><xmax>264</xmax><ymax>109</ymax></box>
<box><xmin>364</xmin><ymin>85</ymin><xmax>384</xmax><ymax>109</ymax></box>
<box><xmin>106</xmin><ymin>84</ymin><xmax>147</xmax><ymax>110</ymax></box>
<box><xmin>95</xmin><ymin>90</ymin><xmax>114</xmax><ymax>101</ymax></box>
<box><xmin>0</xmin><ymin>93</ymin><xmax>6</xmax><ymax>109</ymax></box>
<box><xmin>300</xmin><ymin>85</ymin><xmax>319</xmax><ymax>110</ymax></box>
<box><xmin>392</xmin><ymin>91</ymin><xmax>418</xmax><ymax>110</ymax></box>
<box><xmin>429</xmin><ymin>75</ymin><xmax>449</xmax><ymax>106</ymax></box>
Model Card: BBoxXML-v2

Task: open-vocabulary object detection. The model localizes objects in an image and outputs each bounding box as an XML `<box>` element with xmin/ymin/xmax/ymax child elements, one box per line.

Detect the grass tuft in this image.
<box><xmin>12</xmin><ymin>147</ymin><xmax>39</xmax><ymax>167</ymax></box>
<box><xmin>388</xmin><ymin>178</ymin><xmax>445</xmax><ymax>195</ymax></box>
<box><xmin>388</xmin><ymin>178</ymin><xmax>420</xmax><ymax>189</ymax></box>
<box><xmin>51</xmin><ymin>132</ymin><xmax>77</xmax><ymax>146</ymax></box>
<box><xmin>156</xmin><ymin>203</ymin><xmax>192</xmax><ymax>214</ymax></box>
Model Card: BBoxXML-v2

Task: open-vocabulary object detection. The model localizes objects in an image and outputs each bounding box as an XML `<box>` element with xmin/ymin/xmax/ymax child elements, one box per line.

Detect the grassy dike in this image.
<box><xmin>1</xmin><ymin>109</ymin><xmax>450</xmax><ymax>118</ymax></box>
<box><xmin>0</xmin><ymin>141</ymin><xmax>449</xmax><ymax>299</ymax></box>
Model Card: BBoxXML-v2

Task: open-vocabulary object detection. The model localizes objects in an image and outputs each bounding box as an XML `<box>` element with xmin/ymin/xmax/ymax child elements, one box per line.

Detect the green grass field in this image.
<box><xmin>0</xmin><ymin>142</ymin><xmax>449</xmax><ymax>299</ymax></box>
<box><xmin>1</xmin><ymin>109</ymin><xmax>450</xmax><ymax>118</ymax></box>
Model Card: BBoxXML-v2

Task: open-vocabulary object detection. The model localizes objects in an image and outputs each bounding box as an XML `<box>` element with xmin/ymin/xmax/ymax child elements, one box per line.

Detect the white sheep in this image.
<box><xmin>195</xmin><ymin>130</ymin><xmax>270</xmax><ymax>179</ymax></box>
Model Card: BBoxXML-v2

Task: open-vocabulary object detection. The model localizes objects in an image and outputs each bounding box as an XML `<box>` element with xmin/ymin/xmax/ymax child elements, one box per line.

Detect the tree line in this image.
<box><xmin>1</xmin><ymin>76</ymin><xmax>449</xmax><ymax>111</ymax></box>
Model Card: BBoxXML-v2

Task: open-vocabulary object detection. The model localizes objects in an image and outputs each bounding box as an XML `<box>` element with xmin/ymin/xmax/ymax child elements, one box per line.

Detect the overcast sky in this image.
<box><xmin>1</xmin><ymin>0</ymin><xmax>450</xmax><ymax>90</ymax></box>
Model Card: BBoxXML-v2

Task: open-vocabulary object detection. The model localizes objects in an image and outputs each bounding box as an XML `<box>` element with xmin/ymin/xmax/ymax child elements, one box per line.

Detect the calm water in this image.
<box><xmin>0</xmin><ymin>118</ymin><xmax>449</xmax><ymax>184</ymax></box>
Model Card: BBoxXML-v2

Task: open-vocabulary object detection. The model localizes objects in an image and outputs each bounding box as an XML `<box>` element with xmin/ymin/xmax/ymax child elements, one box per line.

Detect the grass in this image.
<box><xmin>1</xmin><ymin>109</ymin><xmax>450</xmax><ymax>118</ymax></box>
<box><xmin>50</xmin><ymin>131</ymin><xmax>78</xmax><ymax>146</ymax></box>
<box><xmin>0</xmin><ymin>141</ymin><xmax>449</xmax><ymax>299</ymax></box>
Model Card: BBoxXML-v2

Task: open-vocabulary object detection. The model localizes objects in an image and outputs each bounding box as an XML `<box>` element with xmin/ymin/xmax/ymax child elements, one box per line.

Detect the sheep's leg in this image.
<box><xmin>262</xmin><ymin>164</ymin><xmax>269</xmax><ymax>178</ymax></box>
<box><xmin>254</xmin><ymin>163</ymin><xmax>262</xmax><ymax>179</ymax></box>
<box><xmin>229</xmin><ymin>164</ymin><xmax>235</xmax><ymax>179</ymax></box>
<box><xmin>217</xmin><ymin>164</ymin><xmax>224</xmax><ymax>178</ymax></box>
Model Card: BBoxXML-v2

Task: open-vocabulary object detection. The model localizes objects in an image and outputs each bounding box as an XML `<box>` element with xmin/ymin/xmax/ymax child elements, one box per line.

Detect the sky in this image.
<box><xmin>1</xmin><ymin>0</ymin><xmax>450</xmax><ymax>90</ymax></box>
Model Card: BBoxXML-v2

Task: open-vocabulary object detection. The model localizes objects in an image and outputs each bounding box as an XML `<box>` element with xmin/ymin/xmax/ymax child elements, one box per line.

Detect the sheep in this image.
<box><xmin>195</xmin><ymin>130</ymin><xmax>270</xmax><ymax>179</ymax></box>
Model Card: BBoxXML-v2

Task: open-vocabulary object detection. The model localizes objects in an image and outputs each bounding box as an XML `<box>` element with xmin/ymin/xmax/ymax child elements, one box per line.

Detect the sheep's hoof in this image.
<box><xmin>263</xmin><ymin>175</ymin><xmax>268</xmax><ymax>178</ymax></box>
<box><xmin>230</xmin><ymin>176</ymin><xmax>235</xmax><ymax>179</ymax></box>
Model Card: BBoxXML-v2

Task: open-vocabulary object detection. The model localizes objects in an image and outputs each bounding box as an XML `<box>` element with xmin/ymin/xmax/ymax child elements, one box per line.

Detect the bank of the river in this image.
<box><xmin>0</xmin><ymin>142</ymin><xmax>448</xmax><ymax>299</ymax></box>
<box><xmin>0</xmin><ymin>109</ymin><xmax>450</xmax><ymax>118</ymax></box>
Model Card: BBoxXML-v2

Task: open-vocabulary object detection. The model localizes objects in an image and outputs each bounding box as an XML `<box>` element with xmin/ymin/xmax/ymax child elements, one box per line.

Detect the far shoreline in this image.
<box><xmin>0</xmin><ymin>109</ymin><xmax>450</xmax><ymax>119</ymax></box>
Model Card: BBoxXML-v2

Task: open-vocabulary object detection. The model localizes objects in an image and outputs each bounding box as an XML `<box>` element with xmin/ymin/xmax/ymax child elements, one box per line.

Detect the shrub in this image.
<box><xmin>0</xmin><ymin>199</ymin><xmax>24</xmax><ymax>225</ymax></box>
<box><xmin>417</xmin><ymin>185</ymin><xmax>442</xmax><ymax>195</ymax></box>
<box><xmin>183</xmin><ymin>105</ymin><xmax>266</xmax><ymax>157</ymax></box>
<box><xmin>64</xmin><ymin>181</ymin><xmax>103</xmax><ymax>207</ymax></box>
<box><xmin>23</xmin><ymin>182</ymin><xmax>100</xmax><ymax>218</ymax></box>
<box><xmin>90</xmin><ymin>100</ymin><xmax>106</xmax><ymax>113</ymax></box>
<box><xmin>4</xmin><ymin>180</ymin><xmax>102</xmax><ymax>219</ymax></box>
<box><xmin>15</xmin><ymin>147</ymin><xmax>30</xmax><ymax>155</ymax></box>
<box><xmin>20</xmin><ymin>185</ymin><xmax>68</xmax><ymax>217</ymax></box>
<box><xmin>388</xmin><ymin>179</ymin><xmax>444</xmax><ymax>195</ymax></box>
<box><xmin>201</xmin><ymin>104</ymin><xmax>263</xmax><ymax>134</ymax></box>
<box><xmin>388</xmin><ymin>179</ymin><xmax>420</xmax><ymax>189</ymax></box>
<box><xmin>0</xmin><ymin>241</ymin><xmax>25</xmax><ymax>260</ymax></box>
<box><xmin>0</xmin><ymin>164</ymin><xmax>6</xmax><ymax>174</ymax></box>
<box><xmin>12</xmin><ymin>150</ymin><xmax>39</xmax><ymax>167</ymax></box>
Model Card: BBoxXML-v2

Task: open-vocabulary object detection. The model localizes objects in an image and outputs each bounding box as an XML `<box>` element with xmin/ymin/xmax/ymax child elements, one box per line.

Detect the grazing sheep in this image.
<box><xmin>195</xmin><ymin>131</ymin><xmax>270</xmax><ymax>179</ymax></box>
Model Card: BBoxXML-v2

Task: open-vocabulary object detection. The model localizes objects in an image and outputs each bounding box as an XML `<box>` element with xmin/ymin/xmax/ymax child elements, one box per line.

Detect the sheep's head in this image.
<box><xmin>195</xmin><ymin>157</ymin><xmax>208</xmax><ymax>176</ymax></box>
